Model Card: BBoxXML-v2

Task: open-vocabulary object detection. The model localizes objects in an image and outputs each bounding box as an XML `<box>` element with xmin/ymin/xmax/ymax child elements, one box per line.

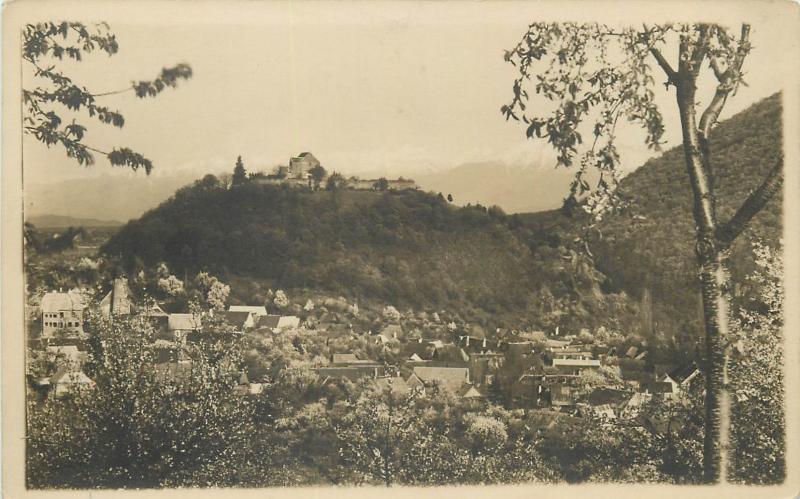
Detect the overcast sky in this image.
<box><xmin>22</xmin><ymin>2</ymin><xmax>792</xmax><ymax>187</ymax></box>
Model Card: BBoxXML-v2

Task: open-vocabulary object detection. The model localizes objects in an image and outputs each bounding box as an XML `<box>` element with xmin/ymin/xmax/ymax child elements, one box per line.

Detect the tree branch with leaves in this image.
<box><xmin>502</xmin><ymin>22</ymin><xmax>783</xmax><ymax>483</ymax></box>
<box><xmin>22</xmin><ymin>22</ymin><xmax>193</xmax><ymax>174</ymax></box>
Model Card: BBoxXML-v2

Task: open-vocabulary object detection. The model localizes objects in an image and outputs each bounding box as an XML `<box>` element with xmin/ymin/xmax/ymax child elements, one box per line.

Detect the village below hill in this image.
<box><xmin>29</xmin><ymin>273</ymin><xmax>701</xmax><ymax>427</ymax></box>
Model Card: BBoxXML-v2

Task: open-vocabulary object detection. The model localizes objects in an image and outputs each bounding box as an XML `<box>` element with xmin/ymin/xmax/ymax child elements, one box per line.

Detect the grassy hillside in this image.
<box><xmin>522</xmin><ymin>93</ymin><xmax>783</xmax><ymax>340</ymax></box>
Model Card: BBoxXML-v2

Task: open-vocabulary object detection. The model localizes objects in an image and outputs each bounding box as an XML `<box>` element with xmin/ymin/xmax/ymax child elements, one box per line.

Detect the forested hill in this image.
<box><xmin>102</xmin><ymin>93</ymin><xmax>782</xmax><ymax>335</ymax></box>
<box><xmin>102</xmin><ymin>180</ymin><xmax>638</xmax><ymax>330</ymax></box>
<box><xmin>521</xmin><ymin>93</ymin><xmax>783</xmax><ymax>340</ymax></box>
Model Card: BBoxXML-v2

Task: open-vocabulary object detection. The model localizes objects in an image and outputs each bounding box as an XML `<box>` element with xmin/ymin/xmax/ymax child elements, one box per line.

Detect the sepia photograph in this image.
<box><xmin>2</xmin><ymin>1</ymin><xmax>799</xmax><ymax>496</ymax></box>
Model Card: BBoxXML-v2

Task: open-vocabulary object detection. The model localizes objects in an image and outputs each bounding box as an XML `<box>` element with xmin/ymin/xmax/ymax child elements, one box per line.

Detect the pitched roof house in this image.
<box><xmin>331</xmin><ymin>353</ymin><xmax>360</xmax><ymax>365</ymax></box>
<box><xmin>545</xmin><ymin>338</ymin><xmax>571</xmax><ymax>349</ymax></box>
<box><xmin>257</xmin><ymin>315</ymin><xmax>281</xmax><ymax>329</ymax></box>
<box><xmin>99</xmin><ymin>277</ymin><xmax>132</xmax><ymax>317</ymax></box>
<box><xmin>432</xmin><ymin>344</ymin><xmax>470</xmax><ymax>365</ymax></box>
<box><xmin>401</xmin><ymin>342</ymin><xmax>436</xmax><ymax>361</ymax></box>
<box><xmin>277</xmin><ymin>316</ymin><xmax>301</xmax><ymax>330</ymax></box>
<box><xmin>168</xmin><ymin>313</ymin><xmax>202</xmax><ymax>332</ymax></box>
<box><xmin>228</xmin><ymin>305</ymin><xmax>268</xmax><ymax>317</ymax></box>
<box><xmin>458</xmin><ymin>384</ymin><xmax>485</xmax><ymax>399</ymax></box>
<box><xmin>222</xmin><ymin>310</ymin><xmax>257</xmax><ymax>331</ymax></box>
<box><xmin>142</xmin><ymin>302</ymin><xmax>169</xmax><ymax>318</ymax></box>
<box><xmin>41</xmin><ymin>290</ymin><xmax>85</xmax><ymax>338</ymax></box>
<box><xmin>404</xmin><ymin>373</ymin><xmax>426</xmax><ymax>394</ymax></box>
<box><xmin>585</xmin><ymin>387</ymin><xmax>634</xmax><ymax>408</ymax></box>
<box><xmin>620</xmin><ymin>392</ymin><xmax>653</xmax><ymax>419</ymax></box>
<box><xmin>257</xmin><ymin>315</ymin><xmax>300</xmax><ymax>331</ymax></box>
<box><xmin>412</xmin><ymin>366</ymin><xmax>470</xmax><ymax>393</ymax></box>
<box><xmin>41</xmin><ymin>290</ymin><xmax>85</xmax><ymax>313</ymax></box>
<box><xmin>373</xmin><ymin>376</ymin><xmax>411</xmax><ymax>396</ymax></box>
<box><xmin>551</xmin><ymin>358</ymin><xmax>601</xmax><ymax>374</ymax></box>
<box><xmin>51</xmin><ymin>367</ymin><xmax>95</xmax><ymax>397</ymax></box>
<box><xmin>668</xmin><ymin>362</ymin><xmax>701</xmax><ymax>386</ymax></box>
<box><xmin>317</xmin><ymin>365</ymin><xmax>384</xmax><ymax>381</ymax></box>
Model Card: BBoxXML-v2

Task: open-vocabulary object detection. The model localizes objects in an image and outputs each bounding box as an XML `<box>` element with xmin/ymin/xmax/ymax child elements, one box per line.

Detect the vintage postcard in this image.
<box><xmin>2</xmin><ymin>1</ymin><xmax>799</xmax><ymax>498</ymax></box>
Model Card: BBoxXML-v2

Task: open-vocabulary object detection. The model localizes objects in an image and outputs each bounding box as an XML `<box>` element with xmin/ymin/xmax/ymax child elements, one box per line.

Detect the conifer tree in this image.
<box><xmin>232</xmin><ymin>155</ymin><xmax>247</xmax><ymax>187</ymax></box>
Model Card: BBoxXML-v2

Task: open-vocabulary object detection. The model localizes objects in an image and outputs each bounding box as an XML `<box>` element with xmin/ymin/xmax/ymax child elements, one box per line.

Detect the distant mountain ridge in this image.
<box><xmin>27</xmin><ymin>214</ymin><xmax>123</xmax><ymax>229</ymax></box>
<box><xmin>414</xmin><ymin>161</ymin><xmax>576</xmax><ymax>213</ymax></box>
<box><xmin>25</xmin><ymin>173</ymin><xmax>204</xmax><ymax>223</ymax></box>
<box><xmin>26</xmin><ymin>158</ymin><xmax>586</xmax><ymax>222</ymax></box>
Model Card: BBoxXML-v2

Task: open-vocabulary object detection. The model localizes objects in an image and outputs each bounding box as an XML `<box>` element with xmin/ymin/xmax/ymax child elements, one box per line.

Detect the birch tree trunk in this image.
<box><xmin>676</xmin><ymin>66</ymin><xmax>731</xmax><ymax>484</ymax></box>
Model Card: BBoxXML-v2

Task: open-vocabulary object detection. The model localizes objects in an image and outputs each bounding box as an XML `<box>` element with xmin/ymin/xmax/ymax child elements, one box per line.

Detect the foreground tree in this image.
<box><xmin>503</xmin><ymin>23</ymin><xmax>782</xmax><ymax>482</ymax></box>
<box><xmin>22</xmin><ymin>22</ymin><xmax>192</xmax><ymax>173</ymax></box>
<box><xmin>27</xmin><ymin>307</ymin><xmax>252</xmax><ymax>487</ymax></box>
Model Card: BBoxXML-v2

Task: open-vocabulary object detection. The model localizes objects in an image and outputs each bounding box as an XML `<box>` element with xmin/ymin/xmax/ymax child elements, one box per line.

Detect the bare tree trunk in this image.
<box><xmin>676</xmin><ymin>78</ymin><xmax>730</xmax><ymax>483</ymax></box>
<box><xmin>697</xmin><ymin>246</ymin><xmax>731</xmax><ymax>483</ymax></box>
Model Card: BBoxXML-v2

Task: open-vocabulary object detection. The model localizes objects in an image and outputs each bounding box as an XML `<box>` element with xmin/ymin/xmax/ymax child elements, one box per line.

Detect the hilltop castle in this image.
<box><xmin>252</xmin><ymin>152</ymin><xmax>418</xmax><ymax>191</ymax></box>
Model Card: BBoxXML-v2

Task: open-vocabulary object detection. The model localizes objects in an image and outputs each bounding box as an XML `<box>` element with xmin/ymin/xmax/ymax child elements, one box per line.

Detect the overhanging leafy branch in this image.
<box><xmin>22</xmin><ymin>22</ymin><xmax>192</xmax><ymax>173</ymax></box>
